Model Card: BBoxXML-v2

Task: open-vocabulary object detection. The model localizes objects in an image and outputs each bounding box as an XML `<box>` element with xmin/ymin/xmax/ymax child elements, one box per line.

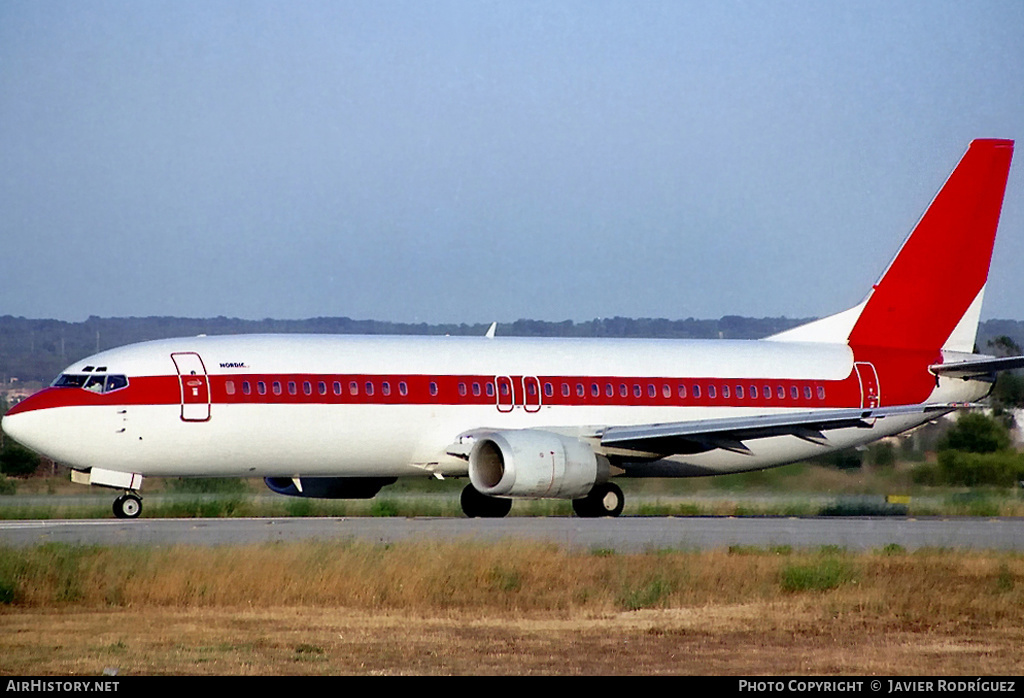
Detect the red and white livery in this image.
<box><xmin>3</xmin><ymin>139</ymin><xmax>1019</xmax><ymax>518</ymax></box>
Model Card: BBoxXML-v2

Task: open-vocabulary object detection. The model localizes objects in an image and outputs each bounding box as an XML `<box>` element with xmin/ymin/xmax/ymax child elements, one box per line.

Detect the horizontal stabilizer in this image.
<box><xmin>929</xmin><ymin>355</ymin><xmax>1024</xmax><ymax>380</ymax></box>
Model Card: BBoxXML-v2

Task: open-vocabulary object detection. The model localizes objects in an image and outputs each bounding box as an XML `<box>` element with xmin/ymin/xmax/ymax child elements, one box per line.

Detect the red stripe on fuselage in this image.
<box><xmin>7</xmin><ymin>370</ymin><xmax>881</xmax><ymax>414</ymax></box>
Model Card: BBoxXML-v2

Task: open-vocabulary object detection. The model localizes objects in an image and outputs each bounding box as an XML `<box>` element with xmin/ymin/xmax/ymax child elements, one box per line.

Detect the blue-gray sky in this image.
<box><xmin>2</xmin><ymin>1</ymin><xmax>1022</xmax><ymax>324</ymax></box>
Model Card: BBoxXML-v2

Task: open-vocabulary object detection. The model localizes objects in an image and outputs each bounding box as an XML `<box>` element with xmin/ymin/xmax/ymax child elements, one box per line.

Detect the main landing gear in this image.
<box><xmin>572</xmin><ymin>482</ymin><xmax>625</xmax><ymax>518</ymax></box>
<box><xmin>460</xmin><ymin>484</ymin><xmax>513</xmax><ymax>518</ymax></box>
<box><xmin>459</xmin><ymin>482</ymin><xmax>626</xmax><ymax>518</ymax></box>
<box><xmin>112</xmin><ymin>492</ymin><xmax>143</xmax><ymax>519</ymax></box>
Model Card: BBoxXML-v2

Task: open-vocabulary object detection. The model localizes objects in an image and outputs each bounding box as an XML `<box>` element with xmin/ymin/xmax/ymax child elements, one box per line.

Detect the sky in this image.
<box><xmin>1</xmin><ymin>0</ymin><xmax>1022</xmax><ymax>325</ymax></box>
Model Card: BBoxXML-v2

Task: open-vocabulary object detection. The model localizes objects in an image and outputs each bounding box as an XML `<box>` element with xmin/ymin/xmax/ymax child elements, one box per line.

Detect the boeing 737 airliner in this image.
<box><xmin>3</xmin><ymin>139</ymin><xmax>1020</xmax><ymax>518</ymax></box>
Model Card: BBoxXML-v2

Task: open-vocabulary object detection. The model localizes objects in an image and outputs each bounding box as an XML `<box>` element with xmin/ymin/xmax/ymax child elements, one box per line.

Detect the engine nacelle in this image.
<box><xmin>264</xmin><ymin>476</ymin><xmax>396</xmax><ymax>499</ymax></box>
<box><xmin>468</xmin><ymin>430</ymin><xmax>608</xmax><ymax>499</ymax></box>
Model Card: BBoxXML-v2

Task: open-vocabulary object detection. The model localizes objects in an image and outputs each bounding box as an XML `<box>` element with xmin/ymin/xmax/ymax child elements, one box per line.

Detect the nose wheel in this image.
<box><xmin>113</xmin><ymin>493</ymin><xmax>143</xmax><ymax>519</ymax></box>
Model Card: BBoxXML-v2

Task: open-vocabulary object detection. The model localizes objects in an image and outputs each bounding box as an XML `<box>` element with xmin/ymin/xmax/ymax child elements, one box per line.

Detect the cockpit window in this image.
<box><xmin>52</xmin><ymin>373</ymin><xmax>129</xmax><ymax>393</ymax></box>
<box><xmin>105</xmin><ymin>375</ymin><xmax>129</xmax><ymax>392</ymax></box>
<box><xmin>53</xmin><ymin>374</ymin><xmax>88</xmax><ymax>388</ymax></box>
<box><xmin>84</xmin><ymin>375</ymin><xmax>106</xmax><ymax>393</ymax></box>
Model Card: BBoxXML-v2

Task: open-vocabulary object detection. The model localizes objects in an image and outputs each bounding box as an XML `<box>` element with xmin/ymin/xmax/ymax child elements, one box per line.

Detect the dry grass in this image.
<box><xmin>0</xmin><ymin>542</ymin><xmax>1021</xmax><ymax>675</ymax></box>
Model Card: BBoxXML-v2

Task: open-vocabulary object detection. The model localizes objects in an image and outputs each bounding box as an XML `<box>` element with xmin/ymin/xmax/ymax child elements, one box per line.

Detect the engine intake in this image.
<box><xmin>468</xmin><ymin>430</ymin><xmax>607</xmax><ymax>499</ymax></box>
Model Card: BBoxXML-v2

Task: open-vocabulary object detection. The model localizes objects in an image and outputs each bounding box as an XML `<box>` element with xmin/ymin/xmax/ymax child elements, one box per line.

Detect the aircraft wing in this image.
<box><xmin>598</xmin><ymin>403</ymin><xmax>958</xmax><ymax>456</ymax></box>
<box><xmin>929</xmin><ymin>355</ymin><xmax>1024</xmax><ymax>380</ymax></box>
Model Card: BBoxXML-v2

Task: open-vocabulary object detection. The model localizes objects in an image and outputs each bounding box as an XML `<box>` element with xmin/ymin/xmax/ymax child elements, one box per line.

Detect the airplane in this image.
<box><xmin>2</xmin><ymin>139</ymin><xmax>1021</xmax><ymax>519</ymax></box>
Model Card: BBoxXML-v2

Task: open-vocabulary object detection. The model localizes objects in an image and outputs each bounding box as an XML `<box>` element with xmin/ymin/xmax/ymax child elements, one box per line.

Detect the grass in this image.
<box><xmin>780</xmin><ymin>556</ymin><xmax>858</xmax><ymax>592</ymax></box>
<box><xmin>0</xmin><ymin>541</ymin><xmax>1021</xmax><ymax>674</ymax></box>
<box><xmin>0</xmin><ymin>541</ymin><xmax>1019</xmax><ymax>614</ymax></box>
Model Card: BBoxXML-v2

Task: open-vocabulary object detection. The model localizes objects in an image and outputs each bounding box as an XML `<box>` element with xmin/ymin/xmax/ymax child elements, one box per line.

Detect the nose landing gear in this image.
<box><xmin>113</xmin><ymin>492</ymin><xmax>143</xmax><ymax>519</ymax></box>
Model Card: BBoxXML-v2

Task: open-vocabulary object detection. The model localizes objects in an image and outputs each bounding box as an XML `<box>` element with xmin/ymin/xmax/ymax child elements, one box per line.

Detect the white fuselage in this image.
<box><xmin>1</xmin><ymin>333</ymin><xmax>986</xmax><ymax>482</ymax></box>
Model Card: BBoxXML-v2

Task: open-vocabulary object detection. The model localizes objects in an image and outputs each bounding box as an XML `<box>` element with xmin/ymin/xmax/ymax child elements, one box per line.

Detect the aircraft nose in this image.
<box><xmin>2</xmin><ymin>392</ymin><xmax>61</xmax><ymax>457</ymax></box>
<box><xmin>1</xmin><ymin>411</ymin><xmax>30</xmax><ymax>451</ymax></box>
<box><xmin>2</xmin><ymin>406</ymin><xmax>37</xmax><ymax>451</ymax></box>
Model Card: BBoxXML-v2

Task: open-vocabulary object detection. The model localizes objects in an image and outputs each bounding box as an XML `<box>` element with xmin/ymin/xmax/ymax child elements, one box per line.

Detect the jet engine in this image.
<box><xmin>468</xmin><ymin>430</ymin><xmax>608</xmax><ymax>499</ymax></box>
<box><xmin>264</xmin><ymin>476</ymin><xmax>396</xmax><ymax>499</ymax></box>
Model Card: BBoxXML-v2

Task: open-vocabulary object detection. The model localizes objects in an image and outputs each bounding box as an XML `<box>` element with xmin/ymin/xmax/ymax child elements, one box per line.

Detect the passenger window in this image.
<box><xmin>591</xmin><ymin>383</ymin><xmax>600</xmax><ymax>398</ymax></box>
<box><xmin>662</xmin><ymin>384</ymin><xmax>671</xmax><ymax>399</ymax></box>
<box><xmin>750</xmin><ymin>385</ymin><xmax>758</xmax><ymax>399</ymax></box>
<box><xmin>333</xmin><ymin>381</ymin><xmax>342</xmax><ymax>396</ymax></box>
<box><xmin>272</xmin><ymin>381</ymin><xmax>282</xmax><ymax>395</ymax></box>
<box><xmin>562</xmin><ymin>383</ymin><xmax>570</xmax><ymax>398</ymax></box>
<box><xmin>791</xmin><ymin>386</ymin><xmax>799</xmax><ymax>400</ymax></box>
<box><xmin>257</xmin><ymin>381</ymin><xmax>266</xmax><ymax>395</ymax></box>
<box><xmin>678</xmin><ymin>384</ymin><xmax>686</xmax><ymax>399</ymax></box>
<box><xmin>577</xmin><ymin>383</ymin><xmax>585</xmax><ymax>398</ymax></box>
<box><xmin>400</xmin><ymin>381</ymin><xmax>409</xmax><ymax>396</ymax></box>
<box><xmin>382</xmin><ymin>381</ymin><xmax>390</xmax><ymax>396</ymax></box>
<box><xmin>692</xmin><ymin>385</ymin><xmax>701</xmax><ymax>399</ymax></box>
<box><xmin>804</xmin><ymin>386</ymin><xmax>812</xmax><ymax>400</ymax></box>
<box><xmin>722</xmin><ymin>385</ymin><xmax>730</xmax><ymax>399</ymax></box>
<box><xmin>544</xmin><ymin>382</ymin><xmax>553</xmax><ymax>398</ymax></box>
<box><xmin>736</xmin><ymin>385</ymin><xmax>743</xmax><ymax>399</ymax></box>
<box><xmin>485</xmin><ymin>383</ymin><xmax>494</xmax><ymax>397</ymax></box>
<box><xmin>243</xmin><ymin>381</ymin><xmax>251</xmax><ymax>395</ymax></box>
<box><xmin>225</xmin><ymin>380</ymin><xmax>236</xmax><ymax>396</ymax></box>
<box><xmin>350</xmin><ymin>381</ymin><xmax>359</xmax><ymax>396</ymax></box>
<box><xmin>817</xmin><ymin>385</ymin><xmax>826</xmax><ymax>400</ymax></box>
<box><xmin>473</xmin><ymin>382</ymin><xmax>482</xmax><ymax>397</ymax></box>
<box><xmin>632</xmin><ymin>384</ymin><xmax>641</xmax><ymax>398</ymax></box>
<box><xmin>459</xmin><ymin>382</ymin><xmax>467</xmax><ymax>396</ymax></box>
<box><xmin>319</xmin><ymin>381</ymin><xmax>327</xmax><ymax>396</ymax></box>
<box><xmin>709</xmin><ymin>385</ymin><xmax>717</xmax><ymax>399</ymax></box>
<box><xmin>365</xmin><ymin>381</ymin><xmax>374</xmax><ymax>396</ymax></box>
<box><xmin>430</xmin><ymin>382</ymin><xmax>439</xmax><ymax>397</ymax></box>
<box><xmin>777</xmin><ymin>386</ymin><xmax>785</xmax><ymax>399</ymax></box>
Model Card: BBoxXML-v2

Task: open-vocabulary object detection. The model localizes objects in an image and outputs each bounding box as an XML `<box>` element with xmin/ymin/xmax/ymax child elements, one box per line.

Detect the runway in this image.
<box><xmin>1</xmin><ymin>516</ymin><xmax>1022</xmax><ymax>552</ymax></box>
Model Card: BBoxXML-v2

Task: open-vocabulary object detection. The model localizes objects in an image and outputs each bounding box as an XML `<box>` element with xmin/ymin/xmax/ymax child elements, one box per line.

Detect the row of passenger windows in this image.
<box><xmin>549</xmin><ymin>381</ymin><xmax>828</xmax><ymax>401</ymax></box>
<box><xmin>225</xmin><ymin>379</ymin><xmax>414</xmax><ymax>397</ymax></box>
<box><xmin>223</xmin><ymin>378</ymin><xmax>827</xmax><ymax>401</ymax></box>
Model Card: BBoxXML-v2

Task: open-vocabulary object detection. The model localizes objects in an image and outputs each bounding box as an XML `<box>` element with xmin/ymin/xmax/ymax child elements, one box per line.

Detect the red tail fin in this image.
<box><xmin>848</xmin><ymin>139</ymin><xmax>1013</xmax><ymax>352</ymax></box>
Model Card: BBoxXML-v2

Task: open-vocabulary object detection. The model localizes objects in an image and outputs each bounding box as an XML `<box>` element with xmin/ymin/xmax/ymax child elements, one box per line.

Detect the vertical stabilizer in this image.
<box><xmin>849</xmin><ymin>138</ymin><xmax>1013</xmax><ymax>352</ymax></box>
<box><xmin>770</xmin><ymin>139</ymin><xmax>1013</xmax><ymax>352</ymax></box>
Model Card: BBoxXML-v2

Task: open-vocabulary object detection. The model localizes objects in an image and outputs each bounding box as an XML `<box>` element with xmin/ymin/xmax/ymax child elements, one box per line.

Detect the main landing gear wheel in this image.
<box><xmin>572</xmin><ymin>482</ymin><xmax>625</xmax><ymax>518</ymax></box>
<box><xmin>113</xmin><ymin>493</ymin><xmax>142</xmax><ymax>519</ymax></box>
<box><xmin>460</xmin><ymin>484</ymin><xmax>513</xmax><ymax>518</ymax></box>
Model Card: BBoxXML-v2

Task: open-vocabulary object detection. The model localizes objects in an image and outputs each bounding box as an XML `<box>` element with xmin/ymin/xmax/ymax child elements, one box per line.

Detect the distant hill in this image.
<box><xmin>1</xmin><ymin>314</ymin><xmax>1022</xmax><ymax>385</ymax></box>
